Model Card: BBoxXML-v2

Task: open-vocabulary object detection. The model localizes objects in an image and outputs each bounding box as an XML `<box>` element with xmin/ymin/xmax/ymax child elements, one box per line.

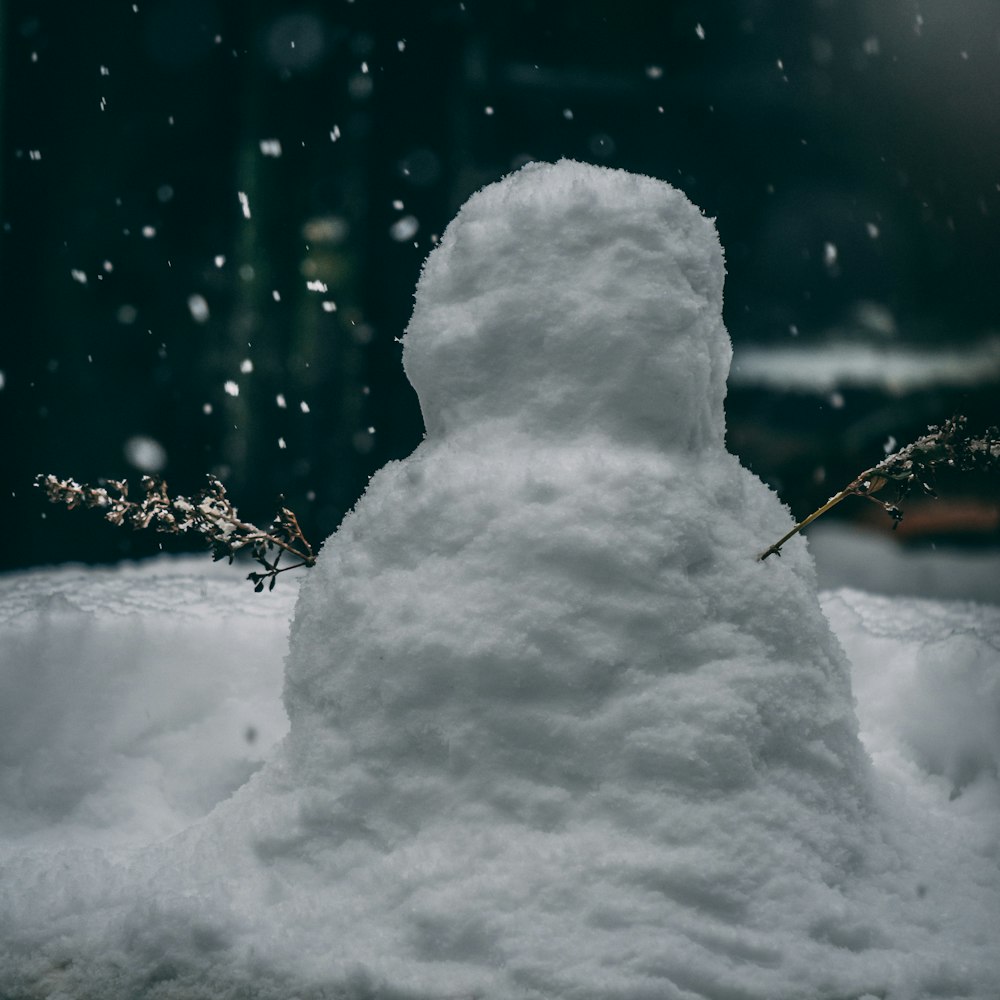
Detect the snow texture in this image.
<box><xmin>0</xmin><ymin>560</ymin><xmax>292</xmax><ymax>851</ymax></box>
<box><xmin>403</xmin><ymin>161</ymin><xmax>731</xmax><ymax>452</ymax></box>
<box><xmin>1</xmin><ymin>161</ymin><xmax>998</xmax><ymax>999</ymax></box>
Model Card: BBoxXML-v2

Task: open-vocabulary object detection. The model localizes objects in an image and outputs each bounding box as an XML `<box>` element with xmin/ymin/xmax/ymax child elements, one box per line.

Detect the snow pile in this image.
<box><xmin>0</xmin><ymin>560</ymin><xmax>292</xmax><ymax>851</ymax></box>
<box><xmin>1</xmin><ymin>161</ymin><xmax>998</xmax><ymax>999</ymax></box>
<box><xmin>828</xmin><ymin>589</ymin><xmax>1000</xmax><ymax>808</ymax></box>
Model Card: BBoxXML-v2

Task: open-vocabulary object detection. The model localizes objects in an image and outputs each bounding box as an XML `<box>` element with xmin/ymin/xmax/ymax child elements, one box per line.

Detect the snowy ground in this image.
<box><xmin>1</xmin><ymin>541</ymin><xmax>998</xmax><ymax>998</ymax></box>
<box><xmin>0</xmin><ymin>558</ymin><xmax>295</xmax><ymax>852</ymax></box>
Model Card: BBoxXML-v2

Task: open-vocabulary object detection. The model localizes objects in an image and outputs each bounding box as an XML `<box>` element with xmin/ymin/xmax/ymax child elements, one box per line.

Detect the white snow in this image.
<box><xmin>810</xmin><ymin>522</ymin><xmax>1000</xmax><ymax>605</ymax></box>
<box><xmin>123</xmin><ymin>434</ymin><xmax>168</xmax><ymax>473</ymax></box>
<box><xmin>403</xmin><ymin>161</ymin><xmax>730</xmax><ymax>452</ymax></box>
<box><xmin>731</xmin><ymin>335</ymin><xmax>1000</xmax><ymax>392</ymax></box>
<box><xmin>1</xmin><ymin>160</ymin><xmax>998</xmax><ymax>999</ymax></box>
<box><xmin>389</xmin><ymin>214</ymin><xmax>420</xmax><ymax>241</ymax></box>
<box><xmin>0</xmin><ymin>560</ymin><xmax>293</xmax><ymax>853</ymax></box>
<box><xmin>187</xmin><ymin>293</ymin><xmax>210</xmax><ymax>323</ymax></box>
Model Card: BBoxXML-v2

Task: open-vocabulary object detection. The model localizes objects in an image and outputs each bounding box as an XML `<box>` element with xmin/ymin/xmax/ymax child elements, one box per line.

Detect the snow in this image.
<box><xmin>731</xmin><ymin>335</ymin><xmax>1000</xmax><ymax>392</ymax></box>
<box><xmin>809</xmin><ymin>522</ymin><xmax>1000</xmax><ymax>605</ymax></box>
<box><xmin>1</xmin><ymin>160</ymin><xmax>998</xmax><ymax>999</ymax></box>
<box><xmin>0</xmin><ymin>560</ymin><xmax>293</xmax><ymax>851</ymax></box>
<box><xmin>403</xmin><ymin>160</ymin><xmax>730</xmax><ymax>452</ymax></box>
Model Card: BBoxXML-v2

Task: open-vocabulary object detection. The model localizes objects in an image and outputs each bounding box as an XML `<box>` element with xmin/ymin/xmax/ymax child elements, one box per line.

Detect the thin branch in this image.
<box><xmin>35</xmin><ymin>474</ymin><xmax>316</xmax><ymax>591</ymax></box>
<box><xmin>759</xmin><ymin>415</ymin><xmax>1000</xmax><ymax>561</ymax></box>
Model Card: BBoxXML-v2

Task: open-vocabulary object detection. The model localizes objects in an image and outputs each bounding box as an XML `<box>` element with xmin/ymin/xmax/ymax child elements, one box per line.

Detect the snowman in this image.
<box><xmin>9</xmin><ymin>159</ymin><xmax>991</xmax><ymax>1000</ymax></box>
<box><xmin>277</xmin><ymin>159</ymin><xmax>883</xmax><ymax>997</ymax></box>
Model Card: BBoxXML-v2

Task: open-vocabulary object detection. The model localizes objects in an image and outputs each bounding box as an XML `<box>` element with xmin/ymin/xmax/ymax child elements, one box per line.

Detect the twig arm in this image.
<box><xmin>758</xmin><ymin>486</ymin><xmax>856</xmax><ymax>560</ymax></box>
<box><xmin>35</xmin><ymin>474</ymin><xmax>316</xmax><ymax>591</ymax></box>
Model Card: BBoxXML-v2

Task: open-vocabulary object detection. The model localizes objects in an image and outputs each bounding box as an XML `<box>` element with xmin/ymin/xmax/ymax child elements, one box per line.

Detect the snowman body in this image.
<box><xmin>280</xmin><ymin>160</ymin><xmax>876</xmax><ymax>994</ymax></box>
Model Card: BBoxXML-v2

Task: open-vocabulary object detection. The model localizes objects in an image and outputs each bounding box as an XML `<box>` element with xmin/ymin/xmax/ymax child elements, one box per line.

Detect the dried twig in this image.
<box><xmin>35</xmin><ymin>474</ymin><xmax>315</xmax><ymax>590</ymax></box>
<box><xmin>759</xmin><ymin>415</ymin><xmax>1000</xmax><ymax>560</ymax></box>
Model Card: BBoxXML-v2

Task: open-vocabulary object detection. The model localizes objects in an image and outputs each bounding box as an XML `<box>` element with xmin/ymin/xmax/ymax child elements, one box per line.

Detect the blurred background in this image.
<box><xmin>1</xmin><ymin>0</ymin><xmax>998</xmax><ymax>574</ymax></box>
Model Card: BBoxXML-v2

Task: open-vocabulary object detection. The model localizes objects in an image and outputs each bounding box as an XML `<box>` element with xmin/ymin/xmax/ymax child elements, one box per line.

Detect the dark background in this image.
<box><xmin>1</xmin><ymin>0</ymin><xmax>997</xmax><ymax>573</ymax></box>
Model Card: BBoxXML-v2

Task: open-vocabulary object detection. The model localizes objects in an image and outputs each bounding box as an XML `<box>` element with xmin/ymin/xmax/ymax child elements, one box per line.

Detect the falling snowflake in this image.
<box><xmin>188</xmin><ymin>295</ymin><xmax>210</xmax><ymax>323</ymax></box>
<box><xmin>390</xmin><ymin>215</ymin><xmax>419</xmax><ymax>241</ymax></box>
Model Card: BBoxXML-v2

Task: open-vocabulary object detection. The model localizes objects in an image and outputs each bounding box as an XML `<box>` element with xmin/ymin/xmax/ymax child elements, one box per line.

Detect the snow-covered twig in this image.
<box><xmin>35</xmin><ymin>474</ymin><xmax>316</xmax><ymax>590</ymax></box>
<box><xmin>759</xmin><ymin>415</ymin><xmax>1000</xmax><ymax>560</ymax></box>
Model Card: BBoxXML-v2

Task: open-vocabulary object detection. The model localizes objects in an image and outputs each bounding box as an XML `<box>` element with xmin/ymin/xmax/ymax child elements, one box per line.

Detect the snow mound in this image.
<box><xmin>0</xmin><ymin>559</ymin><xmax>292</xmax><ymax>849</ymax></box>
<box><xmin>1</xmin><ymin>161</ymin><xmax>998</xmax><ymax>999</ymax></box>
<box><xmin>826</xmin><ymin>589</ymin><xmax>1000</xmax><ymax>805</ymax></box>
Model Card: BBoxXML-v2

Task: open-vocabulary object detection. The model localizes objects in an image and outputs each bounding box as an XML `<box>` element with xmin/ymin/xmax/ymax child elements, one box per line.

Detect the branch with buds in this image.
<box><xmin>35</xmin><ymin>474</ymin><xmax>316</xmax><ymax>591</ymax></box>
<box><xmin>759</xmin><ymin>415</ymin><xmax>1000</xmax><ymax>561</ymax></box>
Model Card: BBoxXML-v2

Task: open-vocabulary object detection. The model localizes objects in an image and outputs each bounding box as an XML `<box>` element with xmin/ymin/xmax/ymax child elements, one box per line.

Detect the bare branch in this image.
<box><xmin>35</xmin><ymin>474</ymin><xmax>316</xmax><ymax>591</ymax></box>
<box><xmin>759</xmin><ymin>415</ymin><xmax>1000</xmax><ymax>561</ymax></box>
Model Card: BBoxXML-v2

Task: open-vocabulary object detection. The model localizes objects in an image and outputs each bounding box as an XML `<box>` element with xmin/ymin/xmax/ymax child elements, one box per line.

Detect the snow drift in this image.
<box><xmin>1</xmin><ymin>160</ymin><xmax>998</xmax><ymax>1000</ymax></box>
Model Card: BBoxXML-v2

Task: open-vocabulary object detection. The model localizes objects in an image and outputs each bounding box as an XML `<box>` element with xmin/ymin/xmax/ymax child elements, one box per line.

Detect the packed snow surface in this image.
<box><xmin>2</xmin><ymin>161</ymin><xmax>998</xmax><ymax>999</ymax></box>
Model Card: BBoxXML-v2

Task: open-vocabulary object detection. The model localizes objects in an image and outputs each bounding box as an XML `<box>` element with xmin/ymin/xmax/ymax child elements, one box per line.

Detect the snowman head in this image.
<box><xmin>403</xmin><ymin>159</ymin><xmax>731</xmax><ymax>453</ymax></box>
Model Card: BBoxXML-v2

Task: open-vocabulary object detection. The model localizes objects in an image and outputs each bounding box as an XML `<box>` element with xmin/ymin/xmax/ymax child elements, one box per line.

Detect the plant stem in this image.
<box><xmin>758</xmin><ymin>466</ymin><xmax>891</xmax><ymax>561</ymax></box>
<box><xmin>758</xmin><ymin>487</ymin><xmax>856</xmax><ymax>560</ymax></box>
